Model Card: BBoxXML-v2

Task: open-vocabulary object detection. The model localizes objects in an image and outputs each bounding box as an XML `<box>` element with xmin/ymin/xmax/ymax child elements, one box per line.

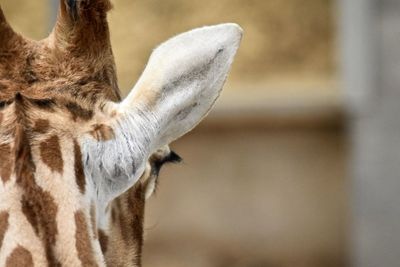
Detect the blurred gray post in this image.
<box><xmin>340</xmin><ymin>0</ymin><xmax>400</xmax><ymax>267</ymax></box>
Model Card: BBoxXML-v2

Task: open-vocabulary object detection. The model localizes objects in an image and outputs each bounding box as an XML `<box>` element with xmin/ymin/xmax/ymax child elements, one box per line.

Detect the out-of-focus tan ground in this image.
<box><xmin>3</xmin><ymin>1</ymin><xmax>346</xmax><ymax>266</ymax></box>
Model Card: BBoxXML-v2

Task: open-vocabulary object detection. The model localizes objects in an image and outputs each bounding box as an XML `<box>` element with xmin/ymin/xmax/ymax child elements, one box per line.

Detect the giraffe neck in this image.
<box><xmin>98</xmin><ymin>152</ymin><xmax>176</xmax><ymax>267</ymax></box>
<box><xmin>0</xmin><ymin>95</ymin><xmax>149</xmax><ymax>267</ymax></box>
<box><xmin>0</xmin><ymin>100</ymin><xmax>105</xmax><ymax>266</ymax></box>
<box><xmin>100</xmin><ymin>185</ymin><xmax>146</xmax><ymax>267</ymax></box>
<box><xmin>0</xmin><ymin>1</ymin><xmax>152</xmax><ymax>265</ymax></box>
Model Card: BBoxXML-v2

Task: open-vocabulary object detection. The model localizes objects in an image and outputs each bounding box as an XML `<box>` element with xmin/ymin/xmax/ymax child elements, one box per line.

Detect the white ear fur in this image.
<box><xmin>83</xmin><ymin>24</ymin><xmax>242</xmax><ymax>205</ymax></box>
<box><xmin>121</xmin><ymin>23</ymin><xmax>242</xmax><ymax>149</ymax></box>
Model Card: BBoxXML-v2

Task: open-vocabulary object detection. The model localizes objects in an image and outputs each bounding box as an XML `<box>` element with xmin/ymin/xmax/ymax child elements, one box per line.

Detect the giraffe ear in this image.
<box><xmin>83</xmin><ymin>24</ymin><xmax>241</xmax><ymax>204</ymax></box>
<box><xmin>120</xmin><ymin>23</ymin><xmax>242</xmax><ymax>149</ymax></box>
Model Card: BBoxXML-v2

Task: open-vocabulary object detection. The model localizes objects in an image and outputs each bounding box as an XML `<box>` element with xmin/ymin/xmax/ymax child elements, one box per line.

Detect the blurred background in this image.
<box><xmin>4</xmin><ymin>1</ymin><xmax>397</xmax><ymax>267</ymax></box>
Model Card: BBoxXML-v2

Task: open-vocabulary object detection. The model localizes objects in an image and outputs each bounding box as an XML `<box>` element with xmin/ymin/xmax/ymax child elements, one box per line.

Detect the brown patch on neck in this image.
<box><xmin>5</xmin><ymin>246</ymin><xmax>33</xmax><ymax>267</ymax></box>
<box><xmin>98</xmin><ymin>229</ymin><xmax>108</xmax><ymax>254</ymax></box>
<box><xmin>73</xmin><ymin>139</ymin><xmax>85</xmax><ymax>194</ymax></box>
<box><xmin>111</xmin><ymin>206</ymin><xmax>117</xmax><ymax>223</ymax></box>
<box><xmin>19</xmin><ymin>189</ymin><xmax>60</xmax><ymax>266</ymax></box>
<box><xmin>0</xmin><ymin>143</ymin><xmax>12</xmax><ymax>183</ymax></box>
<box><xmin>39</xmin><ymin>135</ymin><xmax>63</xmax><ymax>173</ymax></box>
<box><xmin>105</xmin><ymin>184</ymin><xmax>146</xmax><ymax>267</ymax></box>
<box><xmin>21</xmin><ymin>195</ymin><xmax>40</xmax><ymax>235</ymax></box>
<box><xmin>75</xmin><ymin>210</ymin><xmax>98</xmax><ymax>267</ymax></box>
<box><xmin>127</xmin><ymin>184</ymin><xmax>145</xmax><ymax>258</ymax></box>
<box><xmin>0</xmin><ymin>211</ymin><xmax>9</xmax><ymax>249</ymax></box>
<box><xmin>14</xmin><ymin>124</ymin><xmax>60</xmax><ymax>266</ymax></box>
<box><xmin>89</xmin><ymin>124</ymin><xmax>115</xmax><ymax>141</ymax></box>
<box><xmin>33</xmin><ymin>119</ymin><xmax>50</xmax><ymax>134</ymax></box>
<box><xmin>90</xmin><ymin>204</ymin><xmax>97</xmax><ymax>239</ymax></box>
<box><xmin>65</xmin><ymin>101</ymin><xmax>93</xmax><ymax>121</ymax></box>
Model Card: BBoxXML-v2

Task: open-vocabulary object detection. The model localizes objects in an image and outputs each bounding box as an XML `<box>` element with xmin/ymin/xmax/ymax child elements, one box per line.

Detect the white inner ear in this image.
<box><xmin>83</xmin><ymin>23</ymin><xmax>242</xmax><ymax>206</ymax></box>
<box><xmin>121</xmin><ymin>23</ymin><xmax>242</xmax><ymax>148</ymax></box>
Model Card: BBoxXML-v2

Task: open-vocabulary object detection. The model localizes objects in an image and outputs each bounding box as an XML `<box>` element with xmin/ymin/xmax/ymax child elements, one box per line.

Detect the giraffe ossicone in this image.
<box><xmin>0</xmin><ymin>1</ymin><xmax>242</xmax><ymax>266</ymax></box>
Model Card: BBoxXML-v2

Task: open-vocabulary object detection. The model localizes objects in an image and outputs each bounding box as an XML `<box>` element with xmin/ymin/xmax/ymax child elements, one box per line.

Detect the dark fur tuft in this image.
<box><xmin>165</xmin><ymin>151</ymin><xmax>183</xmax><ymax>164</ymax></box>
<box><xmin>67</xmin><ymin>0</ymin><xmax>78</xmax><ymax>20</ymax></box>
<box><xmin>152</xmin><ymin>151</ymin><xmax>182</xmax><ymax>176</ymax></box>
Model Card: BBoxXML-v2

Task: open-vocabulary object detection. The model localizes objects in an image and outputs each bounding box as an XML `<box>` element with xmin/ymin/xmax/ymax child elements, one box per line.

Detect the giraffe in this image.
<box><xmin>0</xmin><ymin>0</ymin><xmax>242</xmax><ymax>266</ymax></box>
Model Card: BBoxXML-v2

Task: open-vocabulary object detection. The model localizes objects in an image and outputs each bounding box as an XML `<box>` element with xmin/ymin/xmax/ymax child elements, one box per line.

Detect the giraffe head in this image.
<box><xmin>0</xmin><ymin>1</ymin><xmax>242</xmax><ymax>266</ymax></box>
